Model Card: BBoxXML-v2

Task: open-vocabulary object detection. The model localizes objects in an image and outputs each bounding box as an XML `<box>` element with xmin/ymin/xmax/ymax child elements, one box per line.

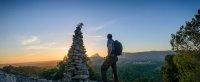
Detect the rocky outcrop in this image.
<box><xmin>63</xmin><ymin>23</ymin><xmax>89</xmax><ymax>82</ymax></box>
<box><xmin>0</xmin><ymin>70</ymin><xmax>16</xmax><ymax>82</ymax></box>
<box><xmin>0</xmin><ymin>70</ymin><xmax>61</xmax><ymax>82</ymax></box>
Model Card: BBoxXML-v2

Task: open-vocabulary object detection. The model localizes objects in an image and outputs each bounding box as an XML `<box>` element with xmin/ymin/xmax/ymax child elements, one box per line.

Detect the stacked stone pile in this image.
<box><xmin>63</xmin><ymin>23</ymin><xmax>89</xmax><ymax>82</ymax></box>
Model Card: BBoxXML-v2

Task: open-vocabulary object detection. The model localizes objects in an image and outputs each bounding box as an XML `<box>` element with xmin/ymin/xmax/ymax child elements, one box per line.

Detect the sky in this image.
<box><xmin>0</xmin><ymin>0</ymin><xmax>200</xmax><ymax>64</ymax></box>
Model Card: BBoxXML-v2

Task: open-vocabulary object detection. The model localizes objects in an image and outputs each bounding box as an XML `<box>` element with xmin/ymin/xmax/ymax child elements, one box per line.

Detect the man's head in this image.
<box><xmin>107</xmin><ymin>34</ymin><xmax>112</xmax><ymax>39</ymax></box>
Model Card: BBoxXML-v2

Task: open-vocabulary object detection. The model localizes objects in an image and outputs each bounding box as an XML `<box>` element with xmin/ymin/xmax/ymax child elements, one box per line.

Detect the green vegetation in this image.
<box><xmin>0</xmin><ymin>65</ymin><xmax>62</xmax><ymax>80</ymax></box>
<box><xmin>161</xmin><ymin>53</ymin><xmax>200</xmax><ymax>82</ymax></box>
<box><xmin>41</xmin><ymin>68</ymin><xmax>59</xmax><ymax>80</ymax></box>
<box><xmin>0</xmin><ymin>61</ymin><xmax>163</xmax><ymax>82</ymax></box>
<box><xmin>0</xmin><ymin>56</ymin><xmax>67</xmax><ymax>80</ymax></box>
<box><xmin>173</xmin><ymin>52</ymin><xmax>200</xmax><ymax>82</ymax></box>
<box><xmin>90</xmin><ymin>62</ymin><xmax>163</xmax><ymax>82</ymax></box>
<box><xmin>1</xmin><ymin>65</ymin><xmax>46</xmax><ymax>76</ymax></box>
<box><xmin>161</xmin><ymin>9</ymin><xmax>200</xmax><ymax>82</ymax></box>
<box><xmin>40</xmin><ymin>56</ymin><xmax>67</xmax><ymax>80</ymax></box>
<box><xmin>161</xmin><ymin>55</ymin><xmax>178</xmax><ymax>82</ymax></box>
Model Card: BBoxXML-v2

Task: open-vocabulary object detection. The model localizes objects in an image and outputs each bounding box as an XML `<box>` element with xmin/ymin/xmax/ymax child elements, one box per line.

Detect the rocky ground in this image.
<box><xmin>0</xmin><ymin>70</ymin><xmax>99</xmax><ymax>82</ymax></box>
<box><xmin>0</xmin><ymin>70</ymin><xmax>61</xmax><ymax>82</ymax></box>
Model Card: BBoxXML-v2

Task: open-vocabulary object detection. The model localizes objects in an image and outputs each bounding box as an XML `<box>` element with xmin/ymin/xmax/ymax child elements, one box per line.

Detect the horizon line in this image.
<box><xmin>0</xmin><ymin>50</ymin><xmax>173</xmax><ymax>65</ymax></box>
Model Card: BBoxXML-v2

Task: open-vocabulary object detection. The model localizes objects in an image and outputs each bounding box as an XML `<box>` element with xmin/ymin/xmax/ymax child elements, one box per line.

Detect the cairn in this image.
<box><xmin>63</xmin><ymin>23</ymin><xmax>89</xmax><ymax>82</ymax></box>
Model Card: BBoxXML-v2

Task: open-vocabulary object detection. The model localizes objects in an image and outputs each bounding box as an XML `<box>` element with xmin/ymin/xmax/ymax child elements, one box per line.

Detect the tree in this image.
<box><xmin>173</xmin><ymin>52</ymin><xmax>200</xmax><ymax>82</ymax></box>
<box><xmin>52</xmin><ymin>55</ymin><xmax>68</xmax><ymax>80</ymax></box>
<box><xmin>161</xmin><ymin>9</ymin><xmax>200</xmax><ymax>82</ymax></box>
<box><xmin>170</xmin><ymin>9</ymin><xmax>200</xmax><ymax>52</ymax></box>
<box><xmin>160</xmin><ymin>55</ymin><xmax>178</xmax><ymax>82</ymax></box>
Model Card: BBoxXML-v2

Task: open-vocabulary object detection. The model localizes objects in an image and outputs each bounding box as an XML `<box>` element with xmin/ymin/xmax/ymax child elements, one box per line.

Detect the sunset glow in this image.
<box><xmin>0</xmin><ymin>0</ymin><xmax>200</xmax><ymax>64</ymax></box>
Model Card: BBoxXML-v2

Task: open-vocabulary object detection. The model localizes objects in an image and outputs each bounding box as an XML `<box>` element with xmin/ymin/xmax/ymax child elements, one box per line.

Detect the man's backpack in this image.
<box><xmin>113</xmin><ymin>40</ymin><xmax>123</xmax><ymax>56</ymax></box>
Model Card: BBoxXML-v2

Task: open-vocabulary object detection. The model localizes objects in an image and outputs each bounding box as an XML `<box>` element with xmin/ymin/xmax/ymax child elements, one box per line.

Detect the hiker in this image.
<box><xmin>101</xmin><ymin>34</ymin><xmax>119</xmax><ymax>82</ymax></box>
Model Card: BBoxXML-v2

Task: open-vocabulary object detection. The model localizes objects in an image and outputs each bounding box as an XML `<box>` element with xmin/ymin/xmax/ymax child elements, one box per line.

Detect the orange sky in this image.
<box><xmin>2</xmin><ymin>0</ymin><xmax>199</xmax><ymax>64</ymax></box>
<box><xmin>0</xmin><ymin>41</ymin><xmax>109</xmax><ymax>64</ymax></box>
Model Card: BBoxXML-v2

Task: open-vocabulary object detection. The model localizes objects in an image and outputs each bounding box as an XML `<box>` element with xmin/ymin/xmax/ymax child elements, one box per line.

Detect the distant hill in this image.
<box><xmin>121</xmin><ymin>50</ymin><xmax>175</xmax><ymax>61</ymax></box>
<box><xmin>90</xmin><ymin>53</ymin><xmax>102</xmax><ymax>58</ymax></box>
<box><xmin>0</xmin><ymin>60</ymin><xmax>60</xmax><ymax>68</ymax></box>
<box><xmin>90</xmin><ymin>51</ymin><xmax>176</xmax><ymax>65</ymax></box>
<box><xmin>89</xmin><ymin>53</ymin><xmax>104</xmax><ymax>65</ymax></box>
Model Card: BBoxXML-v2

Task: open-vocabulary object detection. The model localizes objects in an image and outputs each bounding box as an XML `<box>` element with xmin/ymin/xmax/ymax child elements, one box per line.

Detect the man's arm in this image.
<box><xmin>107</xmin><ymin>44</ymin><xmax>112</xmax><ymax>56</ymax></box>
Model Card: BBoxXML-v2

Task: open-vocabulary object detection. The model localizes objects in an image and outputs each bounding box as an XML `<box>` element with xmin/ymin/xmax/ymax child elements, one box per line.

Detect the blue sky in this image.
<box><xmin>0</xmin><ymin>0</ymin><xmax>200</xmax><ymax>64</ymax></box>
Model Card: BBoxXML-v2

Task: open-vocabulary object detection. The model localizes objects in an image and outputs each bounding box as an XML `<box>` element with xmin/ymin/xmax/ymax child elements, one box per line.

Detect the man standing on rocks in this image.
<box><xmin>101</xmin><ymin>34</ymin><xmax>118</xmax><ymax>82</ymax></box>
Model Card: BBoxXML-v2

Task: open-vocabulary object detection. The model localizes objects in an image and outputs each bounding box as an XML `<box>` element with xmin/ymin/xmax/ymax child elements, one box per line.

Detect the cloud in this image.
<box><xmin>27</xmin><ymin>52</ymin><xmax>42</xmax><ymax>56</ymax></box>
<box><xmin>21</xmin><ymin>36</ymin><xmax>40</xmax><ymax>45</ymax></box>
<box><xmin>81</xmin><ymin>20</ymin><xmax>117</xmax><ymax>41</ymax></box>
<box><xmin>85</xmin><ymin>35</ymin><xmax>104</xmax><ymax>38</ymax></box>
<box><xmin>20</xmin><ymin>36</ymin><xmax>64</xmax><ymax>50</ymax></box>
<box><xmin>85</xmin><ymin>20</ymin><xmax>117</xmax><ymax>32</ymax></box>
<box><xmin>46</xmin><ymin>42</ymin><xmax>57</xmax><ymax>46</ymax></box>
<box><xmin>25</xmin><ymin>42</ymin><xmax>65</xmax><ymax>50</ymax></box>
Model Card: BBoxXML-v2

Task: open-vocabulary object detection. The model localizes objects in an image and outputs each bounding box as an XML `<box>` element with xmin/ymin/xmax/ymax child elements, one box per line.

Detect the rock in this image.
<box><xmin>72</xmin><ymin>75</ymin><xmax>89</xmax><ymax>80</ymax></box>
<box><xmin>0</xmin><ymin>70</ymin><xmax>59</xmax><ymax>82</ymax></box>
<box><xmin>0</xmin><ymin>70</ymin><xmax>16</xmax><ymax>82</ymax></box>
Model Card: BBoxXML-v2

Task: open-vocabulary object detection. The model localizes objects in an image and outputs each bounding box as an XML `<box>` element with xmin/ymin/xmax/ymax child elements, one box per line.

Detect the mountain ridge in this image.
<box><xmin>90</xmin><ymin>50</ymin><xmax>175</xmax><ymax>65</ymax></box>
<box><xmin>0</xmin><ymin>50</ymin><xmax>175</xmax><ymax>68</ymax></box>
